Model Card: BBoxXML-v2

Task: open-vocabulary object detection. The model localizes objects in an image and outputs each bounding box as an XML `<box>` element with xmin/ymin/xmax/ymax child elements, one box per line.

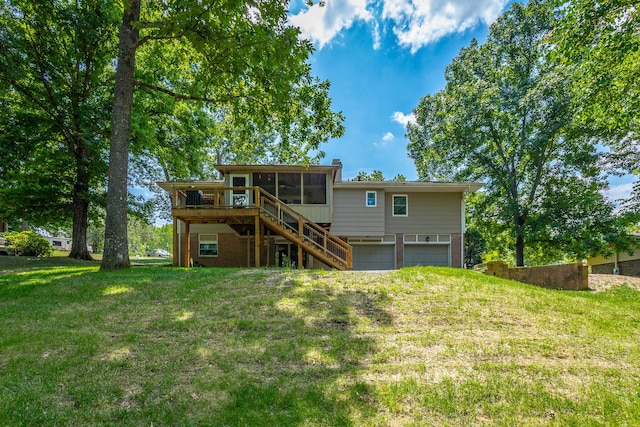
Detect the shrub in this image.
<box><xmin>4</xmin><ymin>231</ymin><xmax>53</xmax><ymax>257</ymax></box>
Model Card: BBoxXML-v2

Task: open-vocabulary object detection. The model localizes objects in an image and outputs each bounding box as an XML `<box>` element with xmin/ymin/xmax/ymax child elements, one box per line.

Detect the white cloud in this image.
<box><xmin>374</xmin><ymin>131</ymin><xmax>396</xmax><ymax>148</ymax></box>
<box><xmin>289</xmin><ymin>0</ymin><xmax>373</xmax><ymax>48</ymax></box>
<box><xmin>605</xmin><ymin>181</ymin><xmax>636</xmax><ymax>202</ymax></box>
<box><xmin>392</xmin><ymin>111</ymin><xmax>416</xmax><ymax>126</ymax></box>
<box><xmin>290</xmin><ymin>0</ymin><xmax>508</xmax><ymax>52</ymax></box>
<box><xmin>382</xmin><ymin>0</ymin><xmax>508</xmax><ymax>53</ymax></box>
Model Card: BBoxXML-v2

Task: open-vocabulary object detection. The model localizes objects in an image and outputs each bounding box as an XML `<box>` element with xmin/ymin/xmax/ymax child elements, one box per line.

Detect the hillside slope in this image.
<box><xmin>0</xmin><ymin>264</ymin><xmax>638</xmax><ymax>426</ymax></box>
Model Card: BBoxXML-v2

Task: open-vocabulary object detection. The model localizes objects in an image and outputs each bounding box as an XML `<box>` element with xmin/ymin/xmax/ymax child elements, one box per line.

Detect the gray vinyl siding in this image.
<box><xmin>331</xmin><ymin>189</ymin><xmax>385</xmax><ymax>236</ymax></box>
<box><xmin>385</xmin><ymin>192</ymin><xmax>462</xmax><ymax>234</ymax></box>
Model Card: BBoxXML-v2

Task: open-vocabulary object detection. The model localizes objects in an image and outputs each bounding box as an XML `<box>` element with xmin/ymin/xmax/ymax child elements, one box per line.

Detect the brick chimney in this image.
<box><xmin>331</xmin><ymin>159</ymin><xmax>343</xmax><ymax>182</ymax></box>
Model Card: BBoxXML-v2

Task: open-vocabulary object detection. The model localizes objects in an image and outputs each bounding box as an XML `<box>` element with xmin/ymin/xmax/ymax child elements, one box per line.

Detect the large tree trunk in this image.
<box><xmin>515</xmin><ymin>215</ymin><xmax>525</xmax><ymax>267</ymax></box>
<box><xmin>69</xmin><ymin>153</ymin><xmax>93</xmax><ymax>260</ymax></box>
<box><xmin>100</xmin><ymin>1</ymin><xmax>140</xmax><ymax>270</ymax></box>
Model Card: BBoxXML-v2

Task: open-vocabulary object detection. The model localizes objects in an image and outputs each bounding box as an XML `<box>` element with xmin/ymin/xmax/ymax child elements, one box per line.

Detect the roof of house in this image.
<box><xmin>334</xmin><ymin>180</ymin><xmax>483</xmax><ymax>193</ymax></box>
<box><xmin>214</xmin><ymin>164</ymin><xmax>340</xmax><ymax>174</ymax></box>
<box><xmin>156</xmin><ymin>180</ymin><xmax>224</xmax><ymax>192</ymax></box>
<box><xmin>156</xmin><ymin>161</ymin><xmax>483</xmax><ymax>193</ymax></box>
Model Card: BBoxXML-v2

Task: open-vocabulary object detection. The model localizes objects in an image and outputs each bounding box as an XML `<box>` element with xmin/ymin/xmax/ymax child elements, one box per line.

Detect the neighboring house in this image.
<box><xmin>588</xmin><ymin>234</ymin><xmax>640</xmax><ymax>277</ymax></box>
<box><xmin>157</xmin><ymin>159</ymin><xmax>482</xmax><ymax>270</ymax></box>
<box><xmin>44</xmin><ymin>236</ymin><xmax>73</xmax><ymax>251</ymax></box>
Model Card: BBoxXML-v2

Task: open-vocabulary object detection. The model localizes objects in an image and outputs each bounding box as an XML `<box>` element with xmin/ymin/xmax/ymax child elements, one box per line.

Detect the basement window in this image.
<box><xmin>199</xmin><ymin>234</ymin><xmax>218</xmax><ymax>257</ymax></box>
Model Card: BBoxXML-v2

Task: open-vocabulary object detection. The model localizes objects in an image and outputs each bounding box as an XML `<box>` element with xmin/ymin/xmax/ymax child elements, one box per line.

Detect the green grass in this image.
<box><xmin>1</xmin><ymin>257</ymin><xmax>639</xmax><ymax>426</ymax></box>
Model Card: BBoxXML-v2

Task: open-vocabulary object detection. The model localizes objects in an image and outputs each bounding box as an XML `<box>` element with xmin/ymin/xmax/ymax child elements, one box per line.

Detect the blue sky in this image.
<box><xmin>289</xmin><ymin>0</ymin><xmax>510</xmax><ymax>180</ymax></box>
<box><xmin>287</xmin><ymin>0</ymin><xmax>635</xmax><ymax>201</ymax></box>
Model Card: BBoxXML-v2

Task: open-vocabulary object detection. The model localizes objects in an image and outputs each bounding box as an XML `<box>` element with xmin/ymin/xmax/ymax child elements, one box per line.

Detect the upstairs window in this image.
<box><xmin>253</xmin><ymin>173</ymin><xmax>276</xmax><ymax>197</ymax></box>
<box><xmin>252</xmin><ymin>171</ymin><xmax>328</xmax><ymax>205</ymax></box>
<box><xmin>366</xmin><ymin>191</ymin><xmax>377</xmax><ymax>207</ymax></box>
<box><xmin>392</xmin><ymin>194</ymin><xmax>408</xmax><ymax>217</ymax></box>
<box><xmin>303</xmin><ymin>173</ymin><xmax>327</xmax><ymax>204</ymax></box>
<box><xmin>278</xmin><ymin>173</ymin><xmax>302</xmax><ymax>204</ymax></box>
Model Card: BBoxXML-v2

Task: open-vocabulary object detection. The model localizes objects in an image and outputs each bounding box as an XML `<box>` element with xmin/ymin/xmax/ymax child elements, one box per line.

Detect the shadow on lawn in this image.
<box><xmin>200</xmin><ymin>271</ymin><xmax>394</xmax><ymax>426</ymax></box>
<box><xmin>0</xmin><ymin>267</ymin><xmax>395</xmax><ymax>426</ymax></box>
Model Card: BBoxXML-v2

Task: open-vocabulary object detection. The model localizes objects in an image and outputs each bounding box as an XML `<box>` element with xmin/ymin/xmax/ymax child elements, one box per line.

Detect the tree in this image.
<box><xmin>464</xmin><ymin>228</ymin><xmax>486</xmax><ymax>268</ymax></box>
<box><xmin>101</xmin><ymin>0</ymin><xmax>344</xmax><ymax>270</ymax></box>
<box><xmin>552</xmin><ymin>0</ymin><xmax>640</xmax><ymax>210</ymax></box>
<box><xmin>552</xmin><ymin>0</ymin><xmax>639</xmax><ymax>141</ymax></box>
<box><xmin>353</xmin><ymin>170</ymin><xmax>407</xmax><ymax>181</ymax></box>
<box><xmin>407</xmin><ymin>0</ymin><xmax>625</xmax><ymax>266</ymax></box>
<box><xmin>0</xmin><ymin>0</ymin><xmax>119</xmax><ymax>260</ymax></box>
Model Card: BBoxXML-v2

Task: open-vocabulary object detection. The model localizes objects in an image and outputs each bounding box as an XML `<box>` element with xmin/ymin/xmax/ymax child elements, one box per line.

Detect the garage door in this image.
<box><xmin>352</xmin><ymin>245</ymin><xmax>395</xmax><ymax>270</ymax></box>
<box><xmin>404</xmin><ymin>245</ymin><xmax>450</xmax><ymax>267</ymax></box>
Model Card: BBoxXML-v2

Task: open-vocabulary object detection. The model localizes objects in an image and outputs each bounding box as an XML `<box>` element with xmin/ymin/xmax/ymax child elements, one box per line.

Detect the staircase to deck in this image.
<box><xmin>257</xmin><ymin>189</ymin><xmax>352</xmax><ymax>270</ymax></box>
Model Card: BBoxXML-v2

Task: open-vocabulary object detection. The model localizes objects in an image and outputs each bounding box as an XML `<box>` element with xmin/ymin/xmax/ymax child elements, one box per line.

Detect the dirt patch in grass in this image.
<box><xmin>589</xmin><ymin>274</ymin><xmax>640</xmax><ymax>292</ymax></box>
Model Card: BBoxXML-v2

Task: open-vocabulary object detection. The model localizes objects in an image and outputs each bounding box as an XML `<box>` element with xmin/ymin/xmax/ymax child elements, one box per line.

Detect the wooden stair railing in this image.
<box><xmin>256</xmin><ymin>188</ymin><xmax>352</xmax><ymax>270</ymax></box>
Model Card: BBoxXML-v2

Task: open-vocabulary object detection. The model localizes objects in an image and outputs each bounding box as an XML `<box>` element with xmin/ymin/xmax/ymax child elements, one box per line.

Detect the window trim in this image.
<box><xmin>392</xmin><ymin>194</ymin><xmax>408</xmax><ymax>217</ymax></box>
<box><xmin>365</xmin><ymin>190</ymin><xmax>377</xmax><ymax>207</ymax></box>
<box><xmin>199</xmin><ymin>234</ymin><xmax>219</xmax><ymax>257</ymax></box>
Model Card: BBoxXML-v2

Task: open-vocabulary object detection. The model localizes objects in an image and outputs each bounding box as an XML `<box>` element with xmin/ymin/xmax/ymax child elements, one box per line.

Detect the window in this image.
<box><xmin>278</xmin><ymin>173</ymin><xmax>301</xmax><ymax>204</ymax></box>
<box><xmin>303</xmin><ymin>173</ymin><xmax>327</xmax><ymax>204</ymax></box>
<box><xmin>255</xmin><ymin>172</ymin><xmax>328</xmax><ymax>205</ymax></box>
<box><xmin>392</xmin><ymin>195</ymin><xmax>408</xmax><ymax>216</ymax></box>
<box><xmin>366</xmin><ymin>191</ymin><xmax>377</xmax><ymax>207</ymax></box>
<box><xmin>253</xmin><ymin>172</ymin><xmax>276</xmax><ymax>197</ymax></box>
<box><xmin>199</xmin><ymin>234</ymin><xmax>218</xmax><ymax>257</ymax></box>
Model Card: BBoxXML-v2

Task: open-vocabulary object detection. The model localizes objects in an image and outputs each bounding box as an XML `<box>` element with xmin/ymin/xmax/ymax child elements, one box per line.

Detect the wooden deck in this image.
<box><xmin>168</xmin><ymin>187</ymin><xmax>352</xmax><ymax>270</ymax></box>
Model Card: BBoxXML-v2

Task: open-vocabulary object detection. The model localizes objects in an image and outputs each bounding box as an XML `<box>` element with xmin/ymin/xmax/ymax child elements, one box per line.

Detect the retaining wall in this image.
<box><xmin>475</xmin><ymin>261</ymin><xmax>588</xmax><ymax>290</ymax></box>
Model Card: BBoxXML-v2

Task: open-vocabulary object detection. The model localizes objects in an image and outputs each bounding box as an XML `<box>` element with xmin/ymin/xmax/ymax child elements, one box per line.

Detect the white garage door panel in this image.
<box><xmin>352</xmin><ymin>245</ymin><xmax>395</xmax><ymax>270</ymax></box>
<box><xmin>404</xmin><ymin>245</ymin><xmax>450</xmax><ymax>267</ymax></box>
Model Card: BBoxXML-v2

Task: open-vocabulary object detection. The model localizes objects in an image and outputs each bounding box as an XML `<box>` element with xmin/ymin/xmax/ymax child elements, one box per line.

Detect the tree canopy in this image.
<box><xmin>0</xmin><ymin>0</ymin><xmax>343</xmax><ymax>266</ymax></box>
<box><xmin>552</xmin><ymin>0</ymin><xmax>640</xmax><ymax>211</ymax></box>
<box><xmin>353</xmin><ymin>170</ymin><xmax>407</xmax><ymax>181</ymax></box>
<box><xmin>407</xmin><ymin>0</ymin><xmax>627</xmax><ymax>266</ymax></box>
<box><xmin>0</xmin><ymin>0</ymin><xmax>119</xmax><ymax>260</ymax></box>
<box><xmin>100</xmin><ymin>0</ymin><xmax>344</xmax><ymax>270</ymax></box>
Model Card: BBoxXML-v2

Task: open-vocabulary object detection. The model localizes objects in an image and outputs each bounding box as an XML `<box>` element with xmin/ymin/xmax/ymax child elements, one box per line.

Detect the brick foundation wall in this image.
<box><xmin>396</xmin><ymin>234</ymin><xmax>404</xmax><ymax>268</ymax></box>
<box><xmin>185</xmin><ymin>233</ymin><xmax>277</xmax><ymax>268</ymax></box>
<box><xmin>451</xmin><ymin>233</ymin><xmax>462</xmax><ymax>268</ymax></box>
<box><xmin>592</xmin><ymin>259</ymin><xmax>640</xmax><ymax>277</ymax></box>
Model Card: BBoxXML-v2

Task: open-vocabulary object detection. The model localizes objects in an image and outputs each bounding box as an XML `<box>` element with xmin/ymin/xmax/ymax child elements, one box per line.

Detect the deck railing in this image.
<box><xmin>259</xmin><ymin>190</ymin><xmax>351</xmax><ymax>268</ymax></box>
<box><xmin>173</xmin><ymin>186</ymin><xmax>352</xmax><ymax>269</ymax></box>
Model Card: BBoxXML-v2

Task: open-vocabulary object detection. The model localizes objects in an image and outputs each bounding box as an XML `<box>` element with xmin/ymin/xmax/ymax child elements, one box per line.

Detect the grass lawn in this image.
<box><xmin>1</xmin><ymin>257</ymin><xmax>639</xmax><ymax>426</ymax></box>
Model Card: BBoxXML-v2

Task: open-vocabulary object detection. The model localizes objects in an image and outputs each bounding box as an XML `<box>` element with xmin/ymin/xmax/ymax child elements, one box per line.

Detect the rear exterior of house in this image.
<box><xmin>158</xmin><ymin>160</ymin><xmax>481</xmax><ymax>270</ymax></box>
<box><xmin>330</xmin><ymin>180</ymin><xmax>475</xmax><ymax>270</ymax></box>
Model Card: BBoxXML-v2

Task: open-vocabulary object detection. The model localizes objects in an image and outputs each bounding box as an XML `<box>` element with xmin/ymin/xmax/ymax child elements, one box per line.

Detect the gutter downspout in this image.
<box><xmin>461</xmin><ymin>191</ymin><xmax>466</xmax><ymax>268</ymax></box>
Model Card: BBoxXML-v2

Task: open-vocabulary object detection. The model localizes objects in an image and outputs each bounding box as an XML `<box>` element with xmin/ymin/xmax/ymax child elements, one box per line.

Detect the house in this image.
<box><xmin>588</xmin><ymin>234</ymin><xmax>640</xmax><ymax>277</ymax></box>
<box><xmin>157</xmin><ymin>160</ymin><xmax>482</xmax><ymax>270</ymax></box>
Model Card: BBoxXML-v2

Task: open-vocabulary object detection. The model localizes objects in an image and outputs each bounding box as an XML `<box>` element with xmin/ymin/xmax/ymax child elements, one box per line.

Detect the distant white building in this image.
<box><xmin>44</xmin><ymin>236</ymin><xmax>73</xmax><ymax>251</ymax></box>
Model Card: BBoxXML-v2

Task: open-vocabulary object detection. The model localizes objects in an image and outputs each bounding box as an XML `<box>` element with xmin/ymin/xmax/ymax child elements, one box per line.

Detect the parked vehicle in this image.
<box><xmin>0</xmin><ymin>237</ymin><xmax>15</xmax><ymax>256</ymax></box>
<box><xmin>146</xmin><ymin>249</ymin><xmax>170</xmax><ymax>258</ymax></box>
